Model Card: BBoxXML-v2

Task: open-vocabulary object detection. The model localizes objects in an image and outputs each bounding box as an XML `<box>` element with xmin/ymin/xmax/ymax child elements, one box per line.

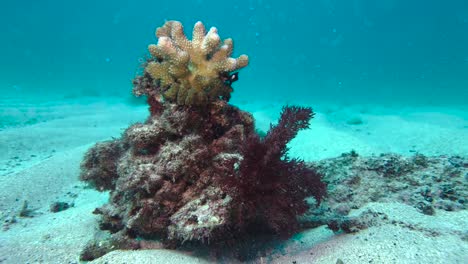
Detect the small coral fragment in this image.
<box><xmin>144</xmin><ymin>21</ymin><xmax>249</xmax><ymax>105</ymax></box>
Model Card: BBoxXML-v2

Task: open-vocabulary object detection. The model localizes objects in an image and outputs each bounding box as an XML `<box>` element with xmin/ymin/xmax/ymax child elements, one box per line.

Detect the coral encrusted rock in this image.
<box><xmin>82</xmin><ymin>101</ymin><xmax>253</xmax><ymax>242</ymax></box>
<box><xmin>80</xmin><ymin>20</ymin><xmax>325</xmax><ymax>260</ymax></box>
<box><xmin>135</xmin><ymin>20</ymin><xmax>249</xmax><ymax>106</ymax></box>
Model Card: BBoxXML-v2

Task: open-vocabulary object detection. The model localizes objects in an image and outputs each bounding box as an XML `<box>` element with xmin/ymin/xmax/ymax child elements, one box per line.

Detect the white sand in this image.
<box><xmin>0</xmin><ymin>97</ymin><xmax>467</xmax><ymax>263</ymax></box>
<box><xmin>239</xmin><ymin>102</ymin><xmax>468</xmax><ymax>161</ymax></box>
<box><xmin>272</xmin><ymin>203</ymin><xmax>468</xmax><ymax>264</ymax></box>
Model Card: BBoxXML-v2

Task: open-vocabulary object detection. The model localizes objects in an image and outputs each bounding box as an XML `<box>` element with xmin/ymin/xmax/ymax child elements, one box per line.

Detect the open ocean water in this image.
<box><xmin>1</xmin><ymin>0</ymin><xmax>467</xmax><ymax>104</ymax></box>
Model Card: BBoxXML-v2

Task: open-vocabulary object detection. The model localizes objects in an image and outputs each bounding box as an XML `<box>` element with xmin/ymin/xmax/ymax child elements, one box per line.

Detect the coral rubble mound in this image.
<box><xmin>79</xmin><ymin>21</ymin><xmax>325</xmax><ymax>260</ymax></box>
<box><xmin>307</xmin><ymin>152</ymin><xmax>468</xmax><ymax>232</ymax></box>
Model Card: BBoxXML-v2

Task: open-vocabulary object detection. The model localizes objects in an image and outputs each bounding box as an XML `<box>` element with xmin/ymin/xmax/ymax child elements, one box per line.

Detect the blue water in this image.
<box><xmin>1</xmin><ymin>0</ymin><xmax>467</xmax><ymax>104</ymax></box>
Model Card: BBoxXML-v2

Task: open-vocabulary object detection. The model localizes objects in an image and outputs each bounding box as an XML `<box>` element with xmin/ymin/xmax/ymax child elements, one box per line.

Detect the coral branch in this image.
<box><xmin>143</xmin><ymin>21</ymin><xmax>249</xmax><ymax>106</ymax></box>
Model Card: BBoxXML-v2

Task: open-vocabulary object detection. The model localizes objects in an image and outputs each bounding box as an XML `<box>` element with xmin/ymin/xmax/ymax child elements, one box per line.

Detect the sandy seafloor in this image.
<box><xmin>0</xmin><ymin>93</ymin><xmax>467</xmax><ymax>264</ymax></box>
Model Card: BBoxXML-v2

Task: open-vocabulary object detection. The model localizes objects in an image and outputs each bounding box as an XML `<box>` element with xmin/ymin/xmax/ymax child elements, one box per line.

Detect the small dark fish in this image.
<box><xmin>223</xmin><ymin>72</ymin><xmax>239</xmax><ymax>85</ymax></box>
<box><xmin>229</xmin><ymin>72</ymin><xmax>239</xmax><ymax>83</ymax></box>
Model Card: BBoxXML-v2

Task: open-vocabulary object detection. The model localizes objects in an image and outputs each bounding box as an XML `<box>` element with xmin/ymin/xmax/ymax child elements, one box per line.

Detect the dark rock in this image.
<box><xmin>50</xmin><ymin>202</ymin><xmax>71</xmax><ymax>213</ymax></box>
<box><xmin>346</xmin><ymin>117</ymin><xmax>363</xmax><ymax>125</ymax></box>
<box><xmin>416</xmin><ymin>201</ymin><xmax>435</xmax><ymax>215</ymax></box>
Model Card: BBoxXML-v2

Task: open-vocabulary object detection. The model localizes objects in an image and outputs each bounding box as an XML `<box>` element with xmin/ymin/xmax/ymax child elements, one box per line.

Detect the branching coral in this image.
<box><xmin>142</xmin><ymin>21</ymin><xmax>249</xmax><ymax>105</ymax></box>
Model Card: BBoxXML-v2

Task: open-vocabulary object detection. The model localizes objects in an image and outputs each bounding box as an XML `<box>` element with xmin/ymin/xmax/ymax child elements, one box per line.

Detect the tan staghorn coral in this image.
<box><xmin>145</xmin><ymin>20</ymin><xmax>249</xmax><ymax>105</ymax></box>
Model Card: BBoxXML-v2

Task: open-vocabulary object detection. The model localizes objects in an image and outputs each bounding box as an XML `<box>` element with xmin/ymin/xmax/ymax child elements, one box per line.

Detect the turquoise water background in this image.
<box><xmin>1</xmin><ymin>0</ymin><xmax>467</xmax><ymax>105</ymax></box>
